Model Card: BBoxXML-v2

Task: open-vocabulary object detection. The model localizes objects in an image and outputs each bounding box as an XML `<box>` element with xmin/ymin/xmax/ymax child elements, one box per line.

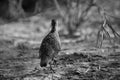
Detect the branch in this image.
<box><xmin>96</xmin><ymin>4</ymin><xmax>120</xmax><ymax>47</ymax></box>
<box><xmin>107</xmin><ymin>20</ymin><xmax>120</xmax><ymax>38</ymax></box>
<box><xmin>53</xmin><ymin>0</ymin><xmax>65</xmax><ymax>18</ymax></box>
<box><xmin>80</xmin><ymin>0</ymin><xmax>95</xmax><ymax>18</ymax></box>
<box><xmin>96</xmin><ymin>19</ymin><xmax>106</xmax><ymax>48</ymax></box>
<box><xmin>77</xmin><ymin>0</ymin><xmax>95</xmax><ymax>27</ymax></box>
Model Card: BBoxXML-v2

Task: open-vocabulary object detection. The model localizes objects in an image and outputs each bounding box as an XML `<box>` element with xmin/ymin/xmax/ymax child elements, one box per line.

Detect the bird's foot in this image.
<box><xmin>52</xmin><ymin>58</ymin><xmax>58</xmax><ymax>67</ymax></box>
<box><xmin>48</xmin><ymin>64</ymin><xmax>56</xmax><ymax>73</ymax></box>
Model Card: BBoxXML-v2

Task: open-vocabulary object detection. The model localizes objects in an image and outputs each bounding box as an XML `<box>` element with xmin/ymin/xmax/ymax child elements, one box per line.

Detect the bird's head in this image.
<box><xmin>50</xmin><ymin>19</ymin><xmax>56</xmax><ymax>33</ymax></box>
<box><xmin>51</xmin><ymin>19</ymin><xmax>56</xmax><ymax>27</ymax></box>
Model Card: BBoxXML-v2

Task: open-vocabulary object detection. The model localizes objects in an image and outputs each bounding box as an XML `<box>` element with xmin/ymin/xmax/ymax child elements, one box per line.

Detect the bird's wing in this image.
<box><xmin>39</xmin><ymin>41</ymin><xmax>54</xmax><ymax>58</ymax></box>
<box><xmin>44</xmin><ymin>33</ymin><xmax>61</xmax><ymax>52</ymax></box>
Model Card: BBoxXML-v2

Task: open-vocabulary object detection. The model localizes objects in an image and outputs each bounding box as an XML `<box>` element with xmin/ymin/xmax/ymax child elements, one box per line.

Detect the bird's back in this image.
<box><xmin>39</xmin><ymin>19</ymin><xmax>61</xmax><ymax>67</ymax></box>
<box><xmin>39</xmin><ymin>40</ymin><xmax>54</xmax><ymax>67</ymax></box>
<box><xmin>39</xmin><ymin>31</ymin><xmax>61</xmax><ymax>67</ymax></box>
<box><xmin>39</xmin><ymin>31</ymin><xmax>61</xmax><ymax>57</ymax></box>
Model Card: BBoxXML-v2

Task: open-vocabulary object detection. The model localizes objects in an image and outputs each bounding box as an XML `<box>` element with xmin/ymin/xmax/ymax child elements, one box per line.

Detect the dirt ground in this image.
<box><xmin>0</xmin><ymin>15</ymin><xmax>120</xmax><ymax>80</ymax></box>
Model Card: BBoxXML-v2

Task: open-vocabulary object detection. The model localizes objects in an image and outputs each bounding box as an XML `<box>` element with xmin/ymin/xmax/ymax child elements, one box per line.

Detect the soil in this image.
<box><xmin>0</xmin><ymin>15</ymin><xmax>120</xmax><ymax>80</ymax></box>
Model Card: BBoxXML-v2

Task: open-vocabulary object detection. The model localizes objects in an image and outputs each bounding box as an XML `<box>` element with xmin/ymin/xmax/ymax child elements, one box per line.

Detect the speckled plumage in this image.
<box><xmin>39</xmin><ymin>19</ymin><xmax>61</xmax><ymax>67</ymax></box>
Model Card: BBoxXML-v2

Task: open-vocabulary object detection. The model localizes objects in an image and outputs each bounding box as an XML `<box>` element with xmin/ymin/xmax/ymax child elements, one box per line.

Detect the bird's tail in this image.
<box><xmin>40</xmin><ymin>55</ymin><xmax>48</xmax><ymax>67</ymax></box>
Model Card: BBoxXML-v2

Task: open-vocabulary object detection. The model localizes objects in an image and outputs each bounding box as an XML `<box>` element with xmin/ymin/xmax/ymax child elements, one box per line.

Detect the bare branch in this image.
<box><xmin>77</xmin><ymin>0</ymin><xmax>95</xmax><ymax>27</ymax></box>
<box><xmin>81</xmin><ymin>0</ymin><xmax>95</xmax><ymax>18</ymax></box>
<box><xmin>96</xmin><ymin>29</ymin><xmax>104</xmax><ymax>48</ymax></box>
<box><xmin>96</xmin><ymin>4</ymin><xmax>120</xmax><ymax>47</ymax></box>
<box><xmin>107</xmin><ymin>21</ymin><xmax>120</xmax><ymax>38</ymax></box>
<box><xmin>53</xmin><ymin>0</ymin><xmax>65</xmax><ymax>18</ymax></box>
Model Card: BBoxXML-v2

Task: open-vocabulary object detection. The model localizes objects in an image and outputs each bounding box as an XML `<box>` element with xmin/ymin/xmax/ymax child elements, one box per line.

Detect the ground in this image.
<box><xmin>0</xmin><ymin>14</ymin><xmax>120</xmax><ymax>80</ymax></box>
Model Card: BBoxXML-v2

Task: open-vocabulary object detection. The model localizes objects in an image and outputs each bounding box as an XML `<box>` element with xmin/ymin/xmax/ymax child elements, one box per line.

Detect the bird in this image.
<box><xmin>39</xmin><ymin>19</ymin><xmax>61</xmax><ymax>68</ymax></box>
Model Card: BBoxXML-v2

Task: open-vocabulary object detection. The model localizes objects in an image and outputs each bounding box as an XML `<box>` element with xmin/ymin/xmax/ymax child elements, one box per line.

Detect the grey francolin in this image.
<box><xmin>39</xmin><ymin>19</ymin><xmax>61</xmax><ymax>67</ymax></box>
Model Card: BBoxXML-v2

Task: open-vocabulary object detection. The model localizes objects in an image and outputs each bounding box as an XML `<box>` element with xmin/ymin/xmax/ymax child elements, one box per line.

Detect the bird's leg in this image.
<box><xmin>52</xmin><ymin>58</ymin><xmax>57</xmax><ymax>67</ymax></box>
<box><xmin>49</xmin><ymin>61</ymin><xmax>55</xmax><ymax>73</ymax></box>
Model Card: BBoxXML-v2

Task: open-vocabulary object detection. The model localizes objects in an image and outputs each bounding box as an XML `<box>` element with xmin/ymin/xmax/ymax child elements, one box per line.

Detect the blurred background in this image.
<box><xmin>0</xmin><ymin>0</ymin><xmax>120</xmax><ymax>79</ymax></box>
<box><xmin>0</xmin><ymin>0</ymin><xmax>120</xmax><ymax>41</ymax></box>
